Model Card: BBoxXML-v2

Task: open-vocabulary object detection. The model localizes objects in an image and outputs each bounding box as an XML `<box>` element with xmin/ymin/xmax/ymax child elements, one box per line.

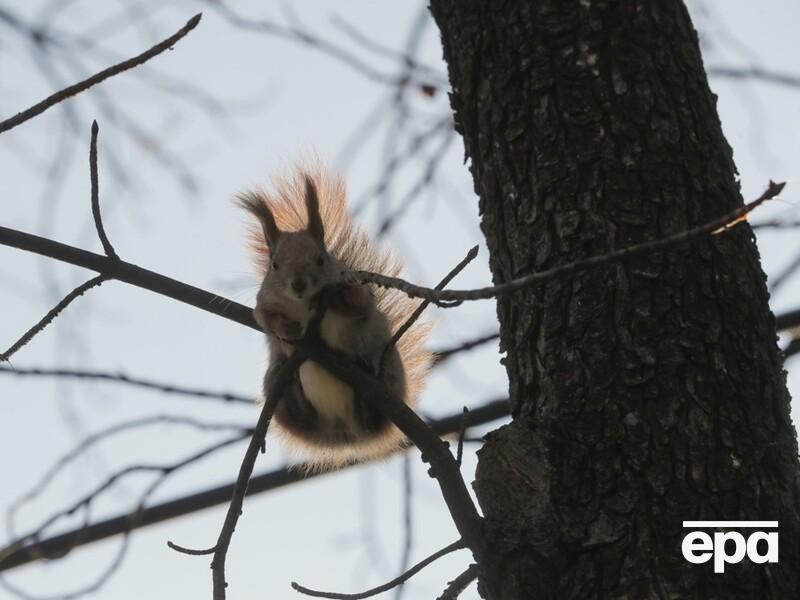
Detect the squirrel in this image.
<box><xmin>238</xmin><ymin>165</ymin><xmax>431</xmax><ymax>471</ymax></box>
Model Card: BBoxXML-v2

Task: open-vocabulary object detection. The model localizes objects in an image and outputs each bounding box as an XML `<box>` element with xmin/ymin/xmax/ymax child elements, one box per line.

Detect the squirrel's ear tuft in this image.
<box><xmin>237</xmin><ymin>191</ymin><xmax>281</xmax><ymax>250</ymax></box>
<box><xmin>304</xmin><ymin>175</ymin><xmax>325</xmax><ymax>246</ymax></box>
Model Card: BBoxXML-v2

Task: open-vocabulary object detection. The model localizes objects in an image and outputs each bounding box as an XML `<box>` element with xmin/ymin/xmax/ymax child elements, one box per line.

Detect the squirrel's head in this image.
<box><xmin>240</xmin><ymin>176</ymin><xmax>339</xmax><ymax>312</ymax></box>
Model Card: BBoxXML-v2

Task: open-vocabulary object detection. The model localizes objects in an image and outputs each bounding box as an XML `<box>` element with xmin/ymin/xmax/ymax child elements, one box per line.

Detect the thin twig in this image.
<box><xmin>292</xmin><ymin>539</ymin><xmax>465</xmax><ymax>599</ymax></box>
<box><xmin>377</xmin><ymin>129</ymin><xmax>456</xmax><ymax>235</ymax></box>
<box><xmin>352</xmin><ymin>118</ymin><xmax>452</xmax><ymax>216</ymax></box>
<box><xmin>395</xmin><ymin>456</ymin><xmax>413</xmax><ymax>600</ymax></box>
<box><xmin>456</xmin><ymin>407</ymin><xmax>468</xmax><ymax>468</ymax></box>
<box><xmin>209</xmin><ymin>2</ymin><xmax>414</xmax><ymax>88</ymax></box>
<box><xmin>345</xmin><ymin>181</ymin><xmax>786</xmax><ymax>304</ymax></box>
<box><xmin>208</xmin><ymin>352</ymin><xmax>305</xmax><ymax>599</ymax></box>
<box><xmin>0</xmin><ymin>274</ymin><xmax>109</xmax><ymax>362</ymax></box>
<box><xmin>431</xmin><ymin>332</ymin><xmax>500</xmax><ymax>366</ymax></box>
<box><xmin>0</xmin><ymin>14</ymin><xmax>202</xmax><ymax>133</ymax></box>
<box><xmin>437</xmin><ymin>564</ymin><xmax>478</xmax><ymax>600</ymax></box>
<box><xmin>768</xmin><ymin>246</ymin><xmax>800</xmax><ymax>293</ymax></box>
<box><xmin>707</xmin><ymin>65</ymin><xmax>800</xmax><ymax>89</ymax></box>
<box><xmin>752</xmin><ymin>220</ymin><xmax>800</xmax><ymax>230</ymax></box>
<box><xmin>380</xmin><ymin>245</ymin><xmax>478</xmax><ymax>373</ymax></box>
<box><xmin>0</xmin><ymin>365</ymin><xmax>253</xmax><ymax>403</ymax></box>
<box><xmin>89</xmin><ymin>120</ymin><xmax>117</xmax><ymax>259</ymax></box>
<box><xmin>329</xmin><ymin>14</ymin><xmax>446</xmax><ymax>85</ymax></box>
<box><xmin>167</xmin><ymin>541</ymin><xmax>216</xmax><ymax>556</ymax></box>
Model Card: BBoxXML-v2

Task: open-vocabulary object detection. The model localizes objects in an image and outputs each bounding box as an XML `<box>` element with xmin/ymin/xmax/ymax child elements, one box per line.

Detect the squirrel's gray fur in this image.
<box><xmin>239</xmin><ymin>164</ymin><xmax>431</xmax><ymax>470</ymax></box>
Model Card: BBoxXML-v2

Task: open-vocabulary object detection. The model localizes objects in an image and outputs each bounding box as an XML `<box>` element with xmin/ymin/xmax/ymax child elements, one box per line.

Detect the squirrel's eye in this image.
<box><xmin>316</xmin><ymin>256</ymin><xmax>324</xmax><ymax>267</ymax></box>
<box><xmin>272</xmin><ymin>261</ymin><xmax>279</xmax><ymax>270</ymax></box>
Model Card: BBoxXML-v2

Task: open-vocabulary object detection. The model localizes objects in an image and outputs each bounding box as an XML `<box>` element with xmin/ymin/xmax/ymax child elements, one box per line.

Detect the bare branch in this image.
<box><xmin>292</xmin><ymin>539</ymin><xmax>465</xmax><ymax>599</ymax></box>
<box><xmin>167</xmin><ymin>541</ymin><xmax>216</xmax><ymax>556</ymax></box>
<box><xmin>0</xmin><ymin>273</ymin><xmax>109</xmax><ymax>362</ymax></box>
<box><xmin>437</xmin><ymin>564</ymin><xmax>478</xmax><ymax>600</ymax></box>
<box><xmin>352</xmin><ymin>118</ymin><xmax>452</xmax><ymax>217</ymax></box>
<box><xmin>207</xmin><ymin>353</ymin><xmax>305</xmax><ymax>599</ymax></box>
<box><xmin>207</xmin><ymin>1</ymin><xmax>424</xmax><ymax>88</ymax></box>
<box><xmin>0</xmin><ymin>14</ymin><xmax>202</xmax><ymax>133</ymax></box>
<box><xmin>456</xmin><ymin>407</ymin><xmax>468</xmax><ymax>468</ymax></box>
<box><xmin>0</xmin><ymin>532</ymin><xmax>132</xmax><ymax>600</ymax></box>
<box><xmin>395</xmin><ymin>456</ymin><xmax>413</xmax><ymax>600</ymax></box>
<box><xmin>752</xmin><ymin>220</ymin><xmax>800</xmax><ymax>230</ymax></box>
<box><xmin>431</xmin><ymin>332</ymin><xmax>500</xmax><ymax>366</ymax></box>
<box><xmin>377</xmin><ymin>129</ymin><xmax>456</xmax><ymax>235</ymax></box>
<box><xmin>0</xmin><ymin>365</ymin><xmax>253</xmax><ymax>404</ymax></box>
<box><xmin>89</xmin><ymin>121</ymin><xmax>117</xmax><ymax>259</ymax></box>
<box><xmin>0</xmin><ymin>226</ymin><xmax>257</xmax><ymax>329</ymax></box>
<box><xmin>329</xmin><ymin>14</ymin><xmax>446</xmax><ymax>87</ymax></box>
<box><xmin>707</xmin><ymin>65</ymin><xmax>800</xmax><ymax>89</ymax></box>
<box><xmin>380</xmin><ymin>245</ymin><xmax>478</xmax><ymax>373</ymax></box>
<box><xmin>0</xmin><ymin>119</ymin><xmax>122</xmax><ymax>364</ymax></box>
<box><xmin>345</xmin><ymin>181</ymin><xmax>786</xmax><ymax>304</ymax></box>
<box><xmin>768</xmin><ymin>247</ymin><xmax>800</xmax><ymax>293</ymax></box>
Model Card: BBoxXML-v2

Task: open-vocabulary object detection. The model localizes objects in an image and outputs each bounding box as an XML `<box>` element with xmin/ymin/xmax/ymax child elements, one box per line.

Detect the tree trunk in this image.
<box><xmin>429</xmin><ymin>1</ymin><xmax>800</xmax><ymax>598</ymax></box>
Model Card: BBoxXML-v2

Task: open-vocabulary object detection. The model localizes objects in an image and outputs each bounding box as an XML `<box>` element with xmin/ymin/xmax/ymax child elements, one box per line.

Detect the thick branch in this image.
<box><xmin>0</xmin><ymin>226</ymin><xmax>257</xmax><ymax>329</ymax></box>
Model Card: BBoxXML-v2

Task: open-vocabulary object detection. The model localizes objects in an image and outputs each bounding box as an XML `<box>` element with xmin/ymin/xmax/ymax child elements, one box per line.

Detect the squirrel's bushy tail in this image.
<box><xmin>243</xmin><ymin>162</ymin><xmax>432</xmax><ymax>469</ymax></box>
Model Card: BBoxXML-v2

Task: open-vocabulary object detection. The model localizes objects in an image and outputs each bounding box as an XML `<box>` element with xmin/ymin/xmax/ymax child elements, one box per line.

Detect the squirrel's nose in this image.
<box><xmin>291</xmin><ymin>278</ymin><xmax>307</xmax><ymax>295</ymax></box>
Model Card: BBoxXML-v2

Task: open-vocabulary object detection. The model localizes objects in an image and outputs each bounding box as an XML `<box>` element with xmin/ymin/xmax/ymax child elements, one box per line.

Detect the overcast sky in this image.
<box><xmin>1</xmin><ymin>1</ymin><xmax>799</xmax><ymax>599</ymax></box>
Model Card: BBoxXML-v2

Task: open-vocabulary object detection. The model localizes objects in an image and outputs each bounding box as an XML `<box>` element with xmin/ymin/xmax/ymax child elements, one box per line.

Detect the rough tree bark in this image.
<box><xmin>429</xmin><ymin>1</ymin><xmax>800</xmax><ymax>598</ymax></box>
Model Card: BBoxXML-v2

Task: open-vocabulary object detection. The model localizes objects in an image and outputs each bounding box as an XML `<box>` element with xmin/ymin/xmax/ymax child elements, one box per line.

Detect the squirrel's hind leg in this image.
<box><xmin>267</xmin><ymin>358</ymin><xmax>318</xmax><ymax>432</ymax></box>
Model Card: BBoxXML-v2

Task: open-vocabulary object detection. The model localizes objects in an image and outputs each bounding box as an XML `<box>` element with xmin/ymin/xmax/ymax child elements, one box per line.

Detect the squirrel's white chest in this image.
<box><xmin>319</xmin><ymin>310</ymin><xmax>354</xmax><ymax>352</ymax></box>
<box><xmin>297</xmin><ymin>310</ymin><xmax>359</xmax><ymax>430</ymax></box>
<box><xmin>298</xmin><ymin>362</ymin><xmax>356</xmax><ymax>430</ymax></box>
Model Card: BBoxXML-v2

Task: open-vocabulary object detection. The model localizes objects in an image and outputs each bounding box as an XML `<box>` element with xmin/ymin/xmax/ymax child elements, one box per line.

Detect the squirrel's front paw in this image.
<box><xmin>326</xmin><ymin>283</ymin><xmax>372</xmax><ymax>315</ymax></box>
